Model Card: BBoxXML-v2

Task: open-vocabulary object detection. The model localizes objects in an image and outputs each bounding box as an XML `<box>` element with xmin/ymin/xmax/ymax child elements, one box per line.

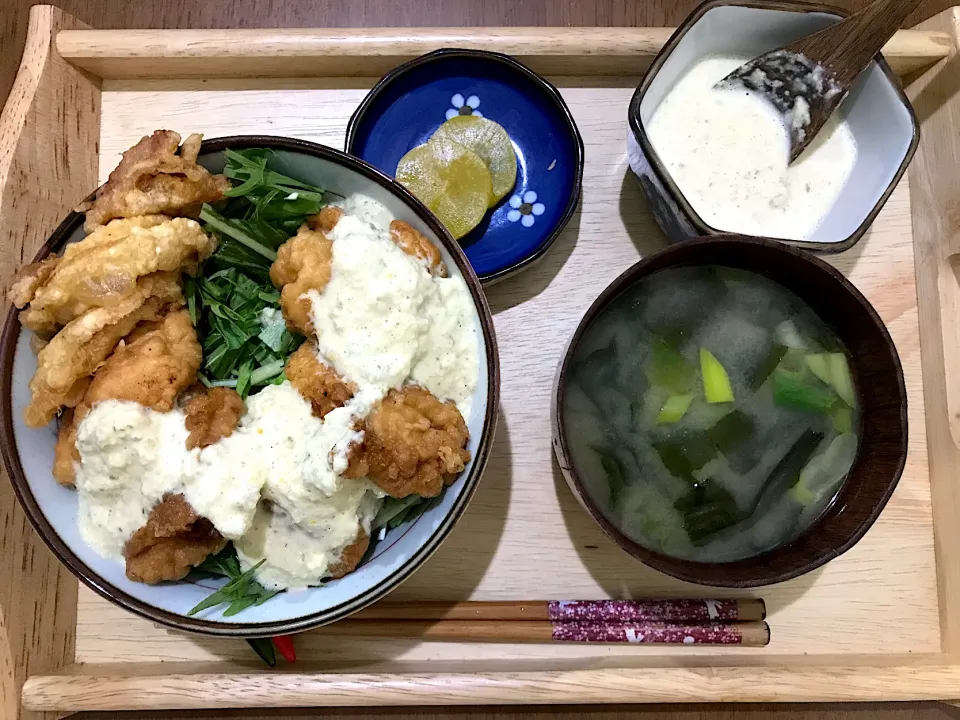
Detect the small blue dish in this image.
<box><xmin>346</xmin><ymin>48</ymin><xmax>584</xmax><ymax>284</ymax></box>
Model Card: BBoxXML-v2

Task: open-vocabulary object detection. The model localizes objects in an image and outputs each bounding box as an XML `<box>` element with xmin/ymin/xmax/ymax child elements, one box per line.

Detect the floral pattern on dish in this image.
<box><xmin>446</xmin><ymin>93</ymin><xmax>483</xmax><ymax>120</ymax></box>
<box><xmin>507</xmin><ymin>191</ymin><xmax>546</xmax><ymax>228</ymax></box>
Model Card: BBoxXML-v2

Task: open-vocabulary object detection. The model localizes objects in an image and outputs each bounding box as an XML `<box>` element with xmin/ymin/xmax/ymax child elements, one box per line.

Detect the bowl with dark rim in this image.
<box><xmin>627</xmin><ymin>0</ymin><xmax>919</xmax><ymax>252</ymax></box>
<box><xmin>552</xmin><ymin>235</ymin><xmax>907</xmax><ymax>587</ymax></box>
<box><xmin>345</xmin><ymin>48</ymin><xmax>584</xmax><ymax>285</ymax></box>
<box><xmin>0</xmin><ymin>135</ymin><xmax>500</xmax><ymax>636</ymax></box>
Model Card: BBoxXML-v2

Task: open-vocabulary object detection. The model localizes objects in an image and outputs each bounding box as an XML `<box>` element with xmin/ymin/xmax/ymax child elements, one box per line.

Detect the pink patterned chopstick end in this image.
<box><xmin>551</xmin><ymin>621</ymin><xmax>748</xmax><ymax>644</ymax></box>
<box><xmin>547</xmin><ymin>599</ymin><xmax>740</xmax><ymax>622</ymax></box>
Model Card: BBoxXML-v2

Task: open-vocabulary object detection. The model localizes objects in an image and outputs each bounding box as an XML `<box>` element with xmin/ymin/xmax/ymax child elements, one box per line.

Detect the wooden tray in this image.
<box><xmin>3</xmin><ymin>5</ymin><xmax>960</xmax><ymax>717</ymax></box>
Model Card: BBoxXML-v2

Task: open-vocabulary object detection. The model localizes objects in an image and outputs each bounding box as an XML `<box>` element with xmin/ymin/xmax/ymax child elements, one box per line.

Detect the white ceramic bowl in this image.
<box><xmin>627</xmin><ymin>0</ymin><xmax>920</xmax><ymax>252</ymax></box>
<box><xmin>0</xmin><ymin>136</ymin><xmax>500</xmax><ymax>636</ymax></box>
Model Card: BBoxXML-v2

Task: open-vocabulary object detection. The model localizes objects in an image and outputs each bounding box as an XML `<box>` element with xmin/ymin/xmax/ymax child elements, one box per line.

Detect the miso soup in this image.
<box><xmin>563</xmin><ymin>265</ymin><xmax>859</xmax><ymax>563</ymax></box>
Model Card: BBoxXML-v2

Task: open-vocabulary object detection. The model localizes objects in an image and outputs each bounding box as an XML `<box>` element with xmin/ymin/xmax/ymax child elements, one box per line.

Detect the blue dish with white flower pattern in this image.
<box><xmin>346</xmin><ymin>49</ymin><xmax>584</xmax><ymax>284</ymax></box>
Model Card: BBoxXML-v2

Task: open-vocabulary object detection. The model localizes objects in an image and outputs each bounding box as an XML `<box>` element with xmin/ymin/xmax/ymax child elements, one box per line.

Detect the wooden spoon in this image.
<box><xmin>716</xmin><ymin>0</ymin><xmax>925</xmax><ymax>163</ymax></box>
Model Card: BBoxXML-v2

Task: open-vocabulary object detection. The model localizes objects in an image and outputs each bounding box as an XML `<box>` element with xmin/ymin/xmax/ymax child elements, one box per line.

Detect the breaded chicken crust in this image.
<box><xmin>389</xmin><ymin>220</ymin><xmax>447</xmax><ymax>277</ymax></box>
<box><xmin>124</xmin><ymin>493</ymin><xmax>226</xmax><ymax>584</ymax></box>
<box><xmin>286</xmin><ymin>342</ymin><xmax>355</xmax><ymax>419</ymax></box>
<box><xmin>269</xmin><ymin>224</ymin><xmax>332</xmax><ymax>335</ymax></box>
<box><xmin>346</xmin><ymin>386</ymin><xmax>470</xmax><ymax>498</ymax></box>
<box><xmin>327</xmin><ymin>528</ymin><xmax>370</xmax><ymax>579</ymax></box>
<box><xmin>26</xmin><ymin>272</ymin><xmax>184</xmax><ymax>429</ymax></box>
<box><xmin>13</xmin><ymin>216</ymin><xmax>215</xmax><ymax>334</ymax></box>
<box><xmin>52</xmin><ymin>408</ymin><xmax>80</xmax><ymax>486</ymax></box>
<box><xmin>84</xmin><ymin>130</ymin><xmax>231</xmax><ymax>231</ymax></box>
<box><xmin>8</xmin><ymin>256</ymin><xmax>59</xmax><ymax>311</ymax></box>
<box><xmin>307</xmin><ymin>206</ymin><xmax>344</xmax><ymax>234</ymax></box>
<box><xmin>184</xmin><ymin>386</ymin><xmax>245</xmax><ymax>450</ymax></box>
<box><xmin>78</xmin><ymin>307</ymin><xmax>200</xmax><ymax>412</ymax></box>
<box><xmin>52</xmin><ymin>308</ymin><xmax>201</xmax><ymax>485</ymax></box>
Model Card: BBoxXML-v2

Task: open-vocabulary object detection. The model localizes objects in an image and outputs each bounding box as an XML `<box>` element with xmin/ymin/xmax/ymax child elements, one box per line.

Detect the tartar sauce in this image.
<box><xmin>411</xmin><ymin>275</ymin><xmax>478</xmax><ymax>419</ymax></box>
<box><xmin>184</xmin><ymin>380</ymin><xmax>365</xmax><ymax>539</ymax></box>
<box><xmin>309</xmin><ymin>200</ymin><xmax>479</xmax><ymax>416</ymax></box>
<box><xmin>235</xmin><ymin>491</ymin><xmax>381</xmax><ymax>591</ymax></box>
<box><xmin>75</xmin><ymin>400</ymin><xmax>188</xmax><ymax>559</ymax></box>
<box><xmin>74</xmin><ymin>379</ymin><xmax>374</xmax><ymax>542</ymax></box>
<box><xmin>337</xmin><ymin>193</ymin><xmax>395</xmax><ymax>232</ymax></box>
<box><xmin>647</xmin><ymin>54</ymin><xmax>857</xmax><ymax>240</ymax></box>
<box><xmin>74</xmin><ymin>382</ymin><xmax>381</xmax><ymax>583</ymax></box>
<box><xmin>309</xmin><ymin>214</ymin><xmax>436</xmax><ymax>393</ymax></box>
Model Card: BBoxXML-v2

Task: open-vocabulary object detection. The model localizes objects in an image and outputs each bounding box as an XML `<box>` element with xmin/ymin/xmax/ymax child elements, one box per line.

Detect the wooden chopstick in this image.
<box><xmin>327</xmin><ymin>600</ymin><xmax>771</xmax><ymax>645</ymax></box>
<box><xmin>349</xmin><ymin>598</ymin><xmax>766</xmax><ymax>623</ymax></box>
<box><xmin>316</xmin><ymin>619</ymin><xmax>770</xmax><ymax>646</ymax></box>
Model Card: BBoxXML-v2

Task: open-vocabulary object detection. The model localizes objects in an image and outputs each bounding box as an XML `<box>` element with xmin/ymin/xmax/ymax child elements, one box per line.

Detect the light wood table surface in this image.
<box><xmin>1</xmin><ymin>1</ymin><xmax>956</xmax><ymax>719</ymax></box>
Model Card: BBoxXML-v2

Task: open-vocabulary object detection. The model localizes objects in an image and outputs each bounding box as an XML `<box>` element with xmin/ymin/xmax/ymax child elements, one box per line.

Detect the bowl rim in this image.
<box><xmin>0</xmin><ymin>134</ymin><xmax>501</xmax><ymax>636</ymax></box>
<box><xmin>553</xmin><ymin>234</ymin><xmax>908</xmax><ymax>587</ymax></box>
<box><xmin>627</xmin><ymin>0</ymin><xmax>921</xmax><ymax>254</ymax></box>
<box><xmin>344</xmin><ymin>47</ymin><xmax>586</xmax><ymax>285</ymax></box>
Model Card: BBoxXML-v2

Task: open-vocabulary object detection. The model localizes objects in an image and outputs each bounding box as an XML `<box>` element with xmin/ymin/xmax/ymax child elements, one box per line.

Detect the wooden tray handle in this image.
<box><xmin>908</xmin><ymin>11</ymin><xmax>960</xmax><ymax>452</ymax></box>
<box><xmin>908</xmin><ymin>6</ymin><xmax>960</xmax><ymax>661</ymax></box>
<box><xmin>52</xmin><ymin>26</ymin><xmax>952</xmax><ymax>80</ymax></box>
<box><xmin>0</xmin><ymin>6</ymin><xmax>100</xmax><ymax>718</ymax></box>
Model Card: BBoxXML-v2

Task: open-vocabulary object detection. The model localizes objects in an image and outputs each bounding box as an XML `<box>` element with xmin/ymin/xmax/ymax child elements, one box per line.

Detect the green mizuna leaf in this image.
<box><xmin>189</xmin><ymin>547</ymin><xmax>279</xmax><ymax>618</ymax></box>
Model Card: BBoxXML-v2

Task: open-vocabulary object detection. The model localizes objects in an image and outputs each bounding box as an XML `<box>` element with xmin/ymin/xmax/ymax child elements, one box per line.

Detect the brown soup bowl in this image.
<box><xmin>552</xmin><ymin>235</ymin><xmax>907</xmax><ymax>587</ymax></box>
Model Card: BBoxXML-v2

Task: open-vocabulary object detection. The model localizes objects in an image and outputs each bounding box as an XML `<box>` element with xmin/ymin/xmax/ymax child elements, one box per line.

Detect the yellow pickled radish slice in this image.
<box><xmin>395</xmin><ymin>137</ymin><xmax>493</xmax><ymax>239</ymax></box>
<box><xmin>396</xmin><ymin>144</ymin><xmax>444</xmax><ymax>207</ymax></box>
<box><xmin>430</xmin><ymin>115</ymin><xmax>517</xmax><ymax>207</ymax></box>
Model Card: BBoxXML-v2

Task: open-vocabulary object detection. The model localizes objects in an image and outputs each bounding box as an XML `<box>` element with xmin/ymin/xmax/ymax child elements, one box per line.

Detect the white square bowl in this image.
<box><xmin>627</xmin><ymin>0</ymin><xmax>920</xmax><ymax>251</ymax></box>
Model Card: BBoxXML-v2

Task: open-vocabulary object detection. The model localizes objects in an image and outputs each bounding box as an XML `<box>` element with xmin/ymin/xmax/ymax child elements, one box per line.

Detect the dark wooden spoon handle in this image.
<box><xmin>788</xmin><ymin>0</ymin><xmax>926</xmax><ymax>87</ymax></box>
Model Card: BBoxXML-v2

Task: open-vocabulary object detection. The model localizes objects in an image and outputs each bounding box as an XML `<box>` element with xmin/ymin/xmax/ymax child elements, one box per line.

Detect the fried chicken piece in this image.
<box><xmin>25</xmin><ymin>272</ymin><xmax>183</xmax><ymax>428</ymax></box>
<box><xmin>346</xmin><ymin>386</ymin><xmax>470</xmax><ymax>498</ymax></box>
<box><xmin>52</xmin><ymin>408</ymin><xmax>80</xmax><ymax>485</ymax></box>
<box><xmin>124</xmin><ymin>493</ymin><xmax>226</xmax><ymax>584</ymax></box>
<box><xmin>286</xmin><ymin>342</ymin><xmax>355</xmax><ymax>419</ymax></box>
<box><xmin>184</xmin><ymin>386</ymin><xmax>245</xmax><ymax>450</ymax></box>
<box><xmin>269</xmin><ymin>224</ymin><xmax>332</xmax><ymax>335</ymax></box>
<box><xmin>29</xmin><ymin>335</ymin><xmax>49</xmax><ymax>354</ymax></box>
<box><xmin>84</xmin><ymin>130</ymin><xmax>231</xmax><ymax>231</ymax></box>
<box><xmin>80</xmin><ymin>307</ymin><xmax>201</xmax><ymax>412</ymax></box>
<box><xmin>15</xmin><ymin>216</ymin><xmax>215</xmax><ymax>334</ymax></box>
<box><xmin>8</xmin><ymin>256</ymin><xmax>60</xmax><ymax>310</ymax></box>
<box><xmin>307</xmin><ymin>206</ymin><xmax>344</xmax><ymax>234</ymax></box>
<box><xmin>389</xmin><ymin>220</ymin><xmax>447</xmax><ymax>277</ymax></box>
<box><xmin>52</xmin><ymin>308</ymin><xmax>201</xmax><ymax>485</ymax></box>
<box><xmin>327</xmin><ymin>529</ymin><xmax>370</xmax><ymax>579</ymax></box>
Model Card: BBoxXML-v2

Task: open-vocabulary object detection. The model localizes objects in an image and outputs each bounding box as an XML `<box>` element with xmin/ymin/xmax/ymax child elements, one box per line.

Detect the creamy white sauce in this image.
<box><xmin>337</xmin><ymin>193</ymin><xmax>393</xmax><ymax>232</ymax></box>
<box><xmin>71</xmin><ymin>194</ymin><xmax>479</xmax><ymax>590</ymax></box>
<box><xmin>647</xmin><ymin>54</ymin><xmax>857</xmax><ymax>241</ymax></box>
<box><xmin>182</xmin><ymin>381</ymin><xmax>359</xmax><ymax>539</ymax></box>
<box><xmin>74</xmin><ymin>384</ymin><xmax>381</xmax><ymax>580</ymax></box>
<box><xmin>75</xmin><ymin>401</ymin><xmax>188</xmax><ymax>559</ymax></box>
<box><xmin>235</xmin><ymin>492</ymin><xmax>381</xmax><ymax>591</ymax></box>
<box><xmin>183</xmin><ymin>435</ymin><xmax>266</xmax><ymax>540</ymax></box>
<box><xmin>411</xmin><ymin>275</ymin><xmax>479</xmax><ymax>419</ymax></box>
<box><xmin>250</xmin><ymin>381</ymin><xmax>366</xmax><ymax>516</ymax></box>
<box><xmin>310</xmin><ymin>195</ymin><xmax>479</xmax><ymax>417</ymax></box>
<box><xmin>310</xmin><ymin>214</ymin><xmax>436</xmax><ymax>392</ymax></box>
<box><xmin>231</xmin><ymin>382</ymin><xmax>381</xmax><ymax>588</ymax></box>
